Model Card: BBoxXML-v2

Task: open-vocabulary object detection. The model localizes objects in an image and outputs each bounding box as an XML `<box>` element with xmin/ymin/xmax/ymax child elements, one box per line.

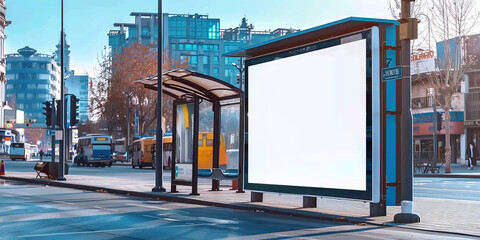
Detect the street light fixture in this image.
<box><xmin>232</xmin><ymin>59</ymin><xmax>244</xmax><ymax>91</ymax></box>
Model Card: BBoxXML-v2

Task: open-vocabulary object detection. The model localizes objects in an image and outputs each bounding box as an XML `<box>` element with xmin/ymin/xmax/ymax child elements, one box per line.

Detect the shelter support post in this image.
<box><xmin>303</xmin><ymin>196</ymin><xmax>317</xmax><ymax>208</ymax></box>
<box><xmin>211</xmin><ymin>101</ymin><xmax>221</xmax><ymax>191</ymax></box>
<box><xmin>237</xmin><ymin>93</ymin><xmax>245</xmax><ymax>193</ymax></box>
<box><xmin>190</xmin><ymin>96</ymin><xmax>200</xmax><ymax>196</ymax></box>
<box><xmin>251</xmin><ymin>191</ymin><xmax>263</xmax><ymax>202</ymax></box>
<box><xmin>170</xmin><ymin>100</ymin><xmax>178</xmax><ymax>193</ymax></box>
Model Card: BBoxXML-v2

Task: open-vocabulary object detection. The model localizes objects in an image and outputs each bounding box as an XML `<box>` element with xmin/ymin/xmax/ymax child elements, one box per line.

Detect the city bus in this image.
<box><xmin>173</xmin><ymin>132</ymin><xmax>228</xmax><ymax>169</ymax></box>
<box><xmin>131</xmin><ymin>138</ymin><xmax>155</xmax><ymax>169</ymax></box>
<box><xmin>150</xmin><ymin>136</ymin><xmax>173</xmax><ymax>169</ymax></box>
<box><xmin>75</xmin><ymin>135</ymin><xmax>113</xmax><ymax>167</ymax></box>
<box><xmin>10</xmin><ymin>142</ymin><xmax>33</xmax><ymax>161</ymax></box>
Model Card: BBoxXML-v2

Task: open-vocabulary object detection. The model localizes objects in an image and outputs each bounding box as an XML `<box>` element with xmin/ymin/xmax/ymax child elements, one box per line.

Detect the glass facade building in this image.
<box><xmin>5</xmin><ymin>46</ymin><xmax>61</xmax><ymax>124</ymax></box>
<box><xmin>108</xmin><ymin>13</ymin><xmax>298</xmax><ymax>87</ymax></box>
<box><xmin>65</xmin><ymin>74</ymin><xmax>89</xmax><ymax>124</ymax></box>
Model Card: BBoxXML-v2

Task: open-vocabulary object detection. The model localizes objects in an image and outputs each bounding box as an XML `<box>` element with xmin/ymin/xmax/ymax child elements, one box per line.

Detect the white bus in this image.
<box><xmin>10</xmin><ymin>143</ymin><xmax>33</xmax><ymax>161</ymax></box>
<box><xmin>75</xmin><ymin>135</ymin><xmax>113</xmax><ymax>167</ymax></box>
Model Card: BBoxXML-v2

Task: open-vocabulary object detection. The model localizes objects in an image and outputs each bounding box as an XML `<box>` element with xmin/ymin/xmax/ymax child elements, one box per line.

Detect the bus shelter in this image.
<box><xmin>136</xmin><ymin>68</ymin><xmax>245</xmax><ymax>195</ymax></box>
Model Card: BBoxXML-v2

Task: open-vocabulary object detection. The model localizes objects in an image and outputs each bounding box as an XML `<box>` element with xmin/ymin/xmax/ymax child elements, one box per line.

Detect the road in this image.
<box><xmin>3</xmin><ymin>159</ymin><xmax>480</xmax><ymax>201</ymax></box>
<box><xmin>0</xmin><ymin>180</ymin><xmax>472</xmax><ymax>240</ymax></box>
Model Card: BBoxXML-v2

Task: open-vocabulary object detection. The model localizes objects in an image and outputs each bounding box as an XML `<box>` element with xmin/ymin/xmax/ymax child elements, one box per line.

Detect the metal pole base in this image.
<box><xmin>251</xmin><ymin>191</ymin><xmax>263</xmax><ymax>202</ymax></box>
<box><xmin>369</xmin><ymin>202</ymin><xmax>386</xmax><ymax>217</ymax></box>
<box><xmin>394</xmin><ymin>213</ymin><xmax>421</xmax><ymax>223</ymax></box>
<box><xmin>152</xmin><ymin>186</ymin><xmax>166</xmax><ymax>192</ymax></box>
<box><xmin>303</xmin><ymin>196</ymin><xmax>317</xmax><ymax>208</ymax></box>
<box><xmin>189</xmin><ymin>192</ymin><xmax>200</xmax><ymax>196</ymax></box>
<box><xmin>236</xmin><ymin>190</ymin><xmax>245</xmax><ymax>193</ymax></box>
<box><xmin>57</xmin><ymin>177</ymin><xmax>66</xmax><ymax>181</ymax></box>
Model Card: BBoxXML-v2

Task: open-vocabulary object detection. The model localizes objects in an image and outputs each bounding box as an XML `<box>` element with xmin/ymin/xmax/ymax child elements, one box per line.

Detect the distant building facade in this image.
<box><xmin>5</xmin><ymin>46</ymin><xmax>61</xmax><ymax>124</ymax></box>
<box><xmin>108</xmin><ymin>12</ymin><xmax>298</xmax><ymax>87</ymax></box>
<box><xmin>0</xmin><ymin>0</ymin><xmax>10</xmax><ymax>128</ymax></box>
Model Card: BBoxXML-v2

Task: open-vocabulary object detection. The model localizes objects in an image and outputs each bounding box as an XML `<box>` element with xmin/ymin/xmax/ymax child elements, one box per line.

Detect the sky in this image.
<box><xmin>5</xmin><ymin>0</ymin><xmax>391</xmax><ymax>76</ymax></box>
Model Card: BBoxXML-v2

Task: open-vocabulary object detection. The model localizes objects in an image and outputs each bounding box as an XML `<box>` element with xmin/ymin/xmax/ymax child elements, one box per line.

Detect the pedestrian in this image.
<box><xmin>39</xmin><ymin>149</ymin><xmax>44</xmax><ymax>161</ymax></box>
<box><xmin>466</xmin><ymin>142</ymin><xmax>476</xmax><ymax>170</ymax></box>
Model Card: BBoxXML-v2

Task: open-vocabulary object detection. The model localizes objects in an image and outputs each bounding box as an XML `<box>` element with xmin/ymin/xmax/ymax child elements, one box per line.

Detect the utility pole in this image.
<box><xmin>433</xmin><ymin>104</ymin><xmax>438</xmax><ymax>160</ymax></box>
<box><xmin>394</xmin><ymin>0</ymin><xmax>420</xmax><ymax>223</ymax></box>
<box><xmin>57</xmin><ymin>0</ymin><xmax>66</xmax><ymax>181</ymax></box>
<box><xmin>152</xmin><ymin>0</ymin><xmax>166</xmax><ymax>192</ymax></box>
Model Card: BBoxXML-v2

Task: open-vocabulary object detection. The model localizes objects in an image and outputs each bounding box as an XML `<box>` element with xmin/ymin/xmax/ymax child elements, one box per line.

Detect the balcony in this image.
<box><xmin>412</xmin><ymin>96</ymin><xmax>445</xmax><ymax>109</ymax></box>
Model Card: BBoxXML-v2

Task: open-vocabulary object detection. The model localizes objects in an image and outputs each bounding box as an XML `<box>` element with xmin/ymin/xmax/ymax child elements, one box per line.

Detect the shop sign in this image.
<box><xmin>464</xmin><ymin>120</ymin><xmax>480</xmax><ymax>127</ymax></box>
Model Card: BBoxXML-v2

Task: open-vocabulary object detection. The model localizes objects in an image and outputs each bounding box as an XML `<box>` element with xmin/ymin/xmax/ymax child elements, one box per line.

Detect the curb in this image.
<box><xmin>1</xmin><ymin>175</ymin><xmax>479</xmax><ymax>238</ymax></box>
<box><xmin>414</xmin><ymin>174</ymin><xmax>480</xmax><ymax>178</ymax></box>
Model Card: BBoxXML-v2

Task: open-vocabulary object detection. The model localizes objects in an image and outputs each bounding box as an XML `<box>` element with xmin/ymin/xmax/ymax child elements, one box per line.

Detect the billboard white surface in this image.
<box><xmin>248</xmin><ymin>39</ymin><xmax>367</xmax><ymax>191</ymax></box>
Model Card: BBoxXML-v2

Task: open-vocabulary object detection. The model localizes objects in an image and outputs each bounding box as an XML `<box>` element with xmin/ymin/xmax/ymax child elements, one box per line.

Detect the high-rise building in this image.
<box><xmin>5</xmin><ymin>46</ymin><xmax>61</xmax><ymax>123</ymax></box>
<box><xmin>54</xmin><ymin>33</ymin><xmax>90</xmax><ymax>123</ymax></box>
<box><xmin>108</xmin><ymin>13</ymin><xmax>299</xmax><ymax>87</ymax></box>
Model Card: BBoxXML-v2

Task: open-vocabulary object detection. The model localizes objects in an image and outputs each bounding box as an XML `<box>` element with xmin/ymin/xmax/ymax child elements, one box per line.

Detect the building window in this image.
<box><xmin>6</xmin><ymin>84</ymin><xmax>12</xmax><ymax>89</ymax></box>
<box><xmin>142</xmin><ymin>27</ymin><xmax>150</xmax><ymax>37</ymax></box>
<box><xmin>203</xmin><ymin>56</ymin><xmax>209</xmax><ymax>65</ymax></box>
<box><xmin>190</xmin><ymin>56</ymin><xmax>198</xmax><ymax>64</ymax></box>
<box><xmin>27</xmin><ymin>84</ymin><xmax>36</xmax><ymax>89</ymax></box>
<box><xmin>213</xmin><ymin>56</ymin><xmax>219</xmax><ymax>65</ymax></box>
<box><xmin>17</xmin><ymin>93</ymin><xmax>24</xmax><ymax>99</ymax></box>
<box><xmin>213</xmin><ymin>68</ymin><xmax>219</xmax><ymax>77</ymax></box>
<box><xmin>26</xmin><ymin>93</ymin><xmax>34</xmax><ymax>99</ymax></box>
<box><xmin>129</xmin><ymin>27</ymin><xmax>137</xmax><ymax>38</ymax></box>
<box><xmin>179</xmin><ymin>44</ymin><xmax>184</xmax><ymax>51</ymax></box>
<box><xmin>171</xmin><ymin>43</ymin><xmax>176</xmax><ymax>50</ymax></box>
<box><xmin>185</xmin><ymin>44</ymin><xmax>192</xmax><ymax>51</ymax></box>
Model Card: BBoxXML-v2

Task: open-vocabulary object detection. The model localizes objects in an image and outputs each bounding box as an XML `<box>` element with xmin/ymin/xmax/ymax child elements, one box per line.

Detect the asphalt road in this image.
<box><xmin>3</xmin><ymin>159</ymin><xmax>480</xmax><ymax>201</ymax></box>
<box><xmin>0</xmin><ymin>180</ymin><xmax>473</xmax><ymax>240</ymax></box>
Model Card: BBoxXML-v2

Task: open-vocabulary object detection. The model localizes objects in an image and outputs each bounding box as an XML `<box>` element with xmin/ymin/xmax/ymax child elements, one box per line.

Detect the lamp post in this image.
<box><xmin>57</xmin><ymin>0</ymin><xmax>66</xmax><ymax>181</ymax></box>
<box><xmin>232</xmin><ymin>59</ymin><xmax>244</xmax><ymax>91</ymax></box>
<box><xmin>152</xmin><ymin>0</ymin><xmax>166</xmax><ymax>192</ymax></box>
<box><xmin>417</xmin><ymin>13</ymin><xmax>431</xmax><ymax>51</ymax></box>
<box><xmin>122</xmin><ymin>91</ymin><xmax>132</xmax><ymax>147</ymax></box>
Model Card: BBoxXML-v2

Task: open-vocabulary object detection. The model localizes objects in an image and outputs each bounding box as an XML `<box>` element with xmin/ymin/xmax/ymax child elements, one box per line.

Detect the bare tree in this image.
<box><xmin>424</xmin><ymin>0</ymin><xmax>479</xmax><ymax>173</ymax></box>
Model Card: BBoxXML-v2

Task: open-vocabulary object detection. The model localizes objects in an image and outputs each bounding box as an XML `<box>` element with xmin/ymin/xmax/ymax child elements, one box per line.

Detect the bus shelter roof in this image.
<box><xmin>135</xmin><ymin>68</ymin><xmax>243</xmax><ymax>102</ymax></box>
<box><xmin>224</xmin><ymin>17</ymin><xmax>399</xmax><ymax>59</ymax></box>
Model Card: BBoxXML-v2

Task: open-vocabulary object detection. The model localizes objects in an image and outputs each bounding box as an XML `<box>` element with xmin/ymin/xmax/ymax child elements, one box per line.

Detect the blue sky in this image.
<box><xmin>5</xmin><ymin>0</ymin><xmax>390</xmax><ymax>76</ymax></box>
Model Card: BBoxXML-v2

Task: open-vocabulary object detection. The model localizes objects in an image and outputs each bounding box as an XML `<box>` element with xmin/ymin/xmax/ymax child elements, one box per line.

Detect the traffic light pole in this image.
<box><xmin>57</xmin><ymin>0</ymin><xmax>66</xmax><ymax>181</ymax></box>
<box><xmin>51</xmin><ymin>98</ymin><xmax>56</xmax><ymax>163</ymax></box>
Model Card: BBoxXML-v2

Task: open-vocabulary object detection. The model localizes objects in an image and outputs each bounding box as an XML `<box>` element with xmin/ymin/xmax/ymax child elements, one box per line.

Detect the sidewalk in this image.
<box><xmin>1</xmin><ymin>171</ymin><xmax>480</xmax><ymax>237</ymax></box>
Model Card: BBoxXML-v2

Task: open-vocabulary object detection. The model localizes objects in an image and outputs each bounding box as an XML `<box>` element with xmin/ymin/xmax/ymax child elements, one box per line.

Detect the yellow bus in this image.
<box><xmin>131</xmin><ymin>138</ymin><xmax>155</xmax><ymax>169</ymax></box>
<box><xmin>197</xmin><ymin>132</ymin><xmax>228</xmax><ymax>169</ymax></box>
<box><xmin>134</xmin><ymin>133</ymin><xmax>228</xmax><ymax>169</ymax></box>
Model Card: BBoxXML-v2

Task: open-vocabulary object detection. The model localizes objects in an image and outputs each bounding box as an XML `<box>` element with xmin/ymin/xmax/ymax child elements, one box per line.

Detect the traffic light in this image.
<box><xmin>70</xmin><ymin>95</ymin><xmax>79</xmax><ymax>126</ymax></box>
<box><xmin>42</xmin><ymin>101</ymin><xmax>52</xmax><ymax>127</ymax></box>
<box><xmin>56</xmin><ymin>99</ymin><xmax>61</xmax><ymax>127</ymax></box>
<box><xmin>436</xmin><ymin>112</ymin><xmax>443</xmax><ymax>131</ymax></box>
<box><xmin>236</xmin><ymin>74</ymin><xmax>240</xmax><ymax>84</ymax></box>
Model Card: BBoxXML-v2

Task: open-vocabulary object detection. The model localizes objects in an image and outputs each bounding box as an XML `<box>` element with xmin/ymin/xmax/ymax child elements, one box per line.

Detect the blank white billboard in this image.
<box><xmin>248</xmin><ymin>39</ymin><xmax>367</xmax><ymax>191</ymax></box>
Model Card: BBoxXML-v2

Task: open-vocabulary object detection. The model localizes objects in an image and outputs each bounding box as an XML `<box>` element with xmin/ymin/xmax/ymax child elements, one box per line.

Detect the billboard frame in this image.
<box><xmin>244</xmin><ymin>28</ymin><xmax>380</xmax><ymax>201</ymax></box>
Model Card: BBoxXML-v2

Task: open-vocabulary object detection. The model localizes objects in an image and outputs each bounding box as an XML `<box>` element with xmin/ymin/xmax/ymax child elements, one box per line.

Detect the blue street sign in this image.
<box><xmin>47</xmin><ymin>129</ymin><xmax>56</xmax><ymax>136</ymax></box>
<box><xmin>382</xmin><ymin>66</ymin><xmax>402</xmax><ymax>82</ymax></box>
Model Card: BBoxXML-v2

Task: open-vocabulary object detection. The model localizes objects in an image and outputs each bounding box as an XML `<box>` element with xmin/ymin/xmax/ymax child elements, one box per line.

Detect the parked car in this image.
<box><xmin>113</xmin><ymin>151</ymin><xmax>128</xmax><ymax>163</ymax></box>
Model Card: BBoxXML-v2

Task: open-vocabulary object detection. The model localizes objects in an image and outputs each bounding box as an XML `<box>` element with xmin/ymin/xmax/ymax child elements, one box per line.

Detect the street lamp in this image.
<box><xmin>152</xmin><ymin>0</ymin><xmax>166</xmax><ymax>192</ymax></box>
<box><xmin>417</xmin><ymin>13</ymin><xmax>431</xmax><ymax>51</ymax></box>
<box><xmin>122</xmin><ymin>91</ymin><xmax>132</xmax><ymax>148</ymax></box>
<box><xmin>232</xmin><ymin>59</ymin><xmax>244</xmax><ymax>91</ymax></box>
